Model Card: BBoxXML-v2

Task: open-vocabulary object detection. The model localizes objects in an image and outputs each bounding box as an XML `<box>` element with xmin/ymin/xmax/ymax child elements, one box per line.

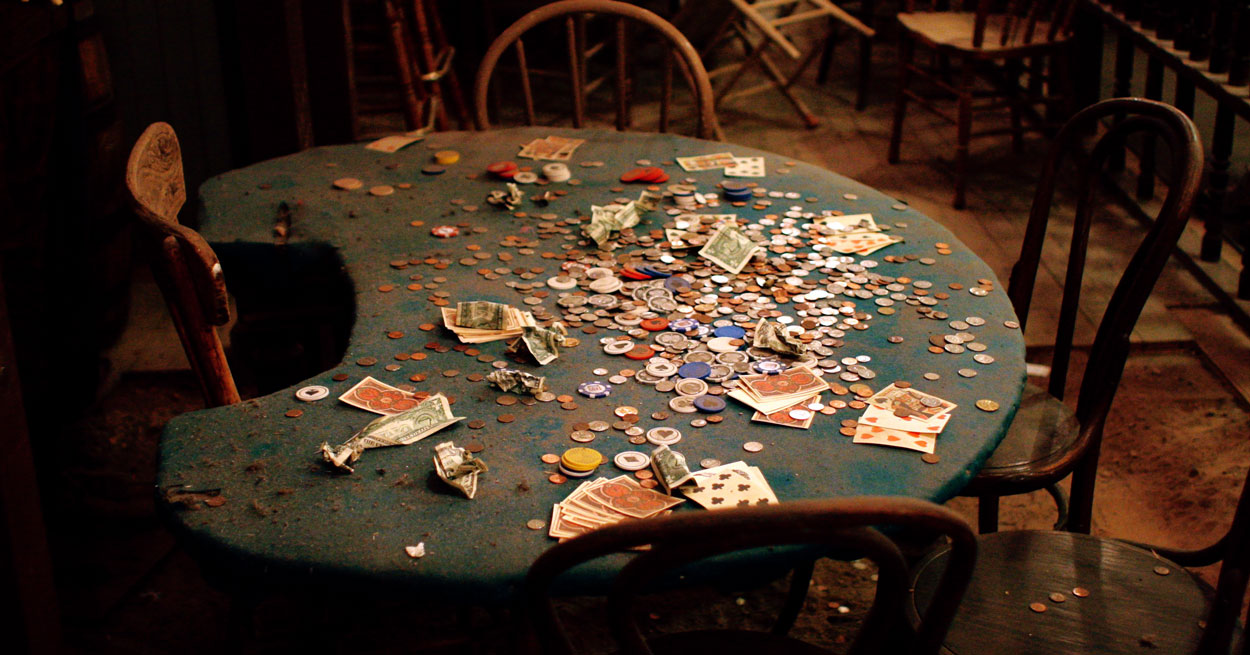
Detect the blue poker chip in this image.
<box><xmin>676</xmin><ymin>361</ymin><xmax>712</xmax><ymax>379</ymax></box>
<box><xmin>722</xmin><ymin>181</ymin><xmax>750</xmax><ymax>194</ymax></box>
<box><xmin>713</xmin><ymin>325</ymin><xmax>746</xmax><ymax>339</ymax></box>
<box><xmin>577</xmin><ymin>381</ymin><xmax>612</xmax><ymax>398</ymax></box>
<box><xmin>664</xmin><ymin>276</ymin><xmax>692</xmax><ymax>293</ymax></box>
<box><xmin>693</xmin><ymin>395</ymin><xmax>727</xmax><ymax>413</ymax></box>
<box><xmin>753</xmin><ymin>360</ymin><xmax>785</xmax><ymax>374</ymax></box>
<box><xmin>670</xmin><ymin>318</ymin><xmax>700</xmax><ymax>333</ymax></box>
<box><xmin>636</xmin><ymin>266</ymin><xmax>671</xmax><ymax>278</ymax></box>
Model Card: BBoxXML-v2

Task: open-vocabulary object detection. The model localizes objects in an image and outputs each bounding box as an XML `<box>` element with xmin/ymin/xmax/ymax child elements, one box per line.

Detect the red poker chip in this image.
<box><xmin>487</xmin><ymin>161</ymin><xmax>518</xmax><ymax>177</ymax></box>
<box><xmin>431</xmin><ymin>225</ymin><xmax>460</xmax><ymax>238</ymax></box>
<box><xmin>625</xmin><ymin>345</ymin><xmax>657</xmax><ymax>360</ymax></box>
<box><xmin>619</xmin><ymin>167</ymin><xmax>649</xmax><ymax>183</ymax></box>
<box><xmin>619</xmin><ymin>267</ymin><xmax>651</xmax><ymax>280</ymax></box>
<box><xmin>639</xmin><ymin>167</ymin><xmax>667</xmax><ymax>183</ymax></box>
<box><xmin>639</xmin><ymin>317</ymin><xmax>669</xmax><ymax>331</ymax></box>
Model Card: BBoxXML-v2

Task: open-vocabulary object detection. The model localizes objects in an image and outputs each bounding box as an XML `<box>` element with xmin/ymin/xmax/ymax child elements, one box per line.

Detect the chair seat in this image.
<box><xmin>897</xmin><ymin>12</ymin><xmax>1066</xmax><ymax>54</ymax></box>
<box><xmin>910</xmin><ymin>531</ymin><xmax>1210</xmax><ymax>654</ymax></box>
<box><xmin>967</xmin><ymin>382</ymin><xmax>1079</xmax><ymax>485</ymax></box>
<box><xmin>649</xmin><ymin>629</ymin><xmax>832</xmax><ymax>655</ymax></box>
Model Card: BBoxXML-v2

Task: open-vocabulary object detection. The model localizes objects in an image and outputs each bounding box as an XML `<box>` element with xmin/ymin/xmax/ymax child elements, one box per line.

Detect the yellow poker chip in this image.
<box><xmin>434</xmin><ymin>150</ymin><xmax>460</xmax><ymax>165</ymax></box>
<box><xmin>561</xmin><ymin>447</ymin><xmax>602</xmax><ymax>472</ymax></box>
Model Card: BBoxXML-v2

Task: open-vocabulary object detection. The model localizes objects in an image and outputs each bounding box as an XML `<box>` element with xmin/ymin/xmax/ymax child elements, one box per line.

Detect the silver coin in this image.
<box><xmin>570</xmin><ymin>430</ymin><xmax>595</xmax><ymax>443</ymax></box>
<box><xmin>957</xmin><ymin>368</ymin><xmax>978</xmax><ymax>378</ymax></box>
<box><xmin>699</xmin><ymin>458</ymin><xmax>722</xmax><ymax>469</ymax></box>
<box><xmin>974</xmin><ymin>353</ymin><xmax>996</xmax><ymax>365</ymax></box>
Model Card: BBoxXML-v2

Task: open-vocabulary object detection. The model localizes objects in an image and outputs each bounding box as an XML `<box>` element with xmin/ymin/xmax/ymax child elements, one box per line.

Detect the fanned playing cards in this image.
<box><xmin>548</xmin><ymin>476</ymin><xmax>683</xmax><ymax>539</ymax></box>
<box><xmin>679</xmin><ymin>461</ymin><xmax>779</xmax><ymax>510</ymax></box>
<box><xmin>727</xmin><ymin>365</ymin><xmax>831</xmax><ymax>414</ymax></box>
<box><xmin>853</xmin><ymin>385</ymin><xmax>956</xmax><ymax>454</ymax></box>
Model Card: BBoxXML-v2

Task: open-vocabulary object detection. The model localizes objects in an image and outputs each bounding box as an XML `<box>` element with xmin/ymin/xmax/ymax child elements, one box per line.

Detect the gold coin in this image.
<box><xmin>369</xmin><ymin>185</ymin><xmax>394</xmax><ymax>196</ymax></box>
<box><xmin>976</xmin><ymin>399</ymin><xmax>1000</xmax><ymax>412</ymax></box>
<box><xmin>333</xmin><ymin>177</ymin><xmax>362</xmax><ymax>190</ymax></box>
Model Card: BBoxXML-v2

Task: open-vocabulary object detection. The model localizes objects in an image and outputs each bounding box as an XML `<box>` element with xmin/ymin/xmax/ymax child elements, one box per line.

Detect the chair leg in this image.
<box><xmin>1007</xmin><ymin>60</ymin><xmax>1024</xmax><ymax>154</ymax></box>
<box><xmin>976</xmin><ymin>494</ymin><xmax>1000</xmax><ymax>534</ymax></box>
<box><xmin>1067</xmin><ymin>449</ymin><xmax>1101</xmax><ymax>534</ymax></box>
<box><xmin>771</xmin><ymin>558</ymin><xmax>816</xmax><ymax>636</ymax></box>
<box><xmin>1045</xmin><ymin>482</ymin><xmax>1070</xmax><ymax>531</ymax></box>
<box><xmin>887</xmin><ymin>37</ymin><xmax>915</xmax><ymax>164</ymax></box>
<box><xmin>953</xmin><ymin>55</ymin><xmax>974</xmax><ymax>209</ymax></box>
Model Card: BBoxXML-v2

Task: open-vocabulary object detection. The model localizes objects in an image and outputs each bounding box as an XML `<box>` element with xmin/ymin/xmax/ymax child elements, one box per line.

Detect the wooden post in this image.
<box><xmin>1201</xmin><ymin>104</ymin><xmax>1234</xmax><ymax>262</ymax></box>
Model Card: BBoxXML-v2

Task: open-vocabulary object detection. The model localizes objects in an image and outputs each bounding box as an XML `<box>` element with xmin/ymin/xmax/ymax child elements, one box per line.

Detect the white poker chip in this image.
<box><xmin>296</xmin><ymin>385</ymin><xmax>330</xmax><ymax>402</ymax></box>
<box><xmin>513</xmin><ymin>171</ymin><xmax>539</xmax><ymax>184</ymax></box>
<box><xmin>588</xmin><ymin>276</ymin><xmax>622</xmax><ymax>293</ymax></box>
<box><xmin>542</xmin><ymin>163</ymin><xmax>571</xmax><ymax>182</ymax></box>
<box><xmin>674</xmin><ymin>378</ymin><xmax>709</xmax><ymax>397</ymax></box>
<box><xmin>645</xmin><ymin>359</ymin><xmax>679</xmax><ymax>377</ymax></box>
<box><xmin>614</xmin><ymin>451</ymin><xmax>651</xmax><ymax>471</ymax></box>
<box><xmin>547</xmin><ymin>275</ymin><xmax>578</xmax><ymax>290</ymax></box>
<box><xmin>646</xmin><ymin>427</ymin><xmax>683</xmax><ymax>445</ymax></box>
<box><xmin>707</xmin><ymin>336</ymin><xmax>739</xmax><ymax>352</ymax></box>
<box><xmin>603</xmin><ymin>340</ymin><xmax>636</xmax><ymax>355</ymax></box>
<box><xmin>668</xmin><ymin>396</ymin><xmax>698</xmax><ymax>414</ymax></box>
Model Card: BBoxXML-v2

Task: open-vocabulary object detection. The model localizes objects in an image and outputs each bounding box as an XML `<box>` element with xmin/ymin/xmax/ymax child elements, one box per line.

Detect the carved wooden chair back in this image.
<box><xmin>1006</xmin><ymin>98</ymin><xmax>1202</xmax><ymax>529</ymax></box>
<box><xmin>903</xmin><ymin>0</ymin><xmax>1080</xmax><ymax>50</ymax></box>
<box><xmin>523</xmin><ymin>497</ymin><xmax>976</xmax><ymax>655</ymax></box>
<box><xmin>126</xmin><ymin>122</ymin><xmax>239</xmax><ymax>407</ymax></box>
<box><xmin>473</xmin><ymin>0</ymin><xmax>719</xmax><ymax>140</ymax></box>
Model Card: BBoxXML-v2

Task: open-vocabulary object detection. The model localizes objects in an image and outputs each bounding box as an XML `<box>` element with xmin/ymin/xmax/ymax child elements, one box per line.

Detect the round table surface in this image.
<box><xmin>161</xmin><ymin>126</ymin><xmax>1025</xmax><ymax>603</ymax></box>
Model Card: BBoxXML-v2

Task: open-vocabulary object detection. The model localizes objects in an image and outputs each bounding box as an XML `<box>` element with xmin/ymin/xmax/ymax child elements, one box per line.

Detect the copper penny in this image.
<box><xmin>468</xmin><ymin>419</ymin><xmax>486</xmax><ymax>429</ymax></box>
<box><xmin>1028</xmin><ymin>602</ymin><xmax>1046</xmax><ymax>613</ymax></box>
<box><xmin>1048</xmin><ymin>593</ymin><xmax>1066</xmax><ymax>603</ymax></box>
<box><xmin>1072</xmin><ymin>587</ymin><xmax>1090</xmax><ymax>598</ymax></box>
<box><xmin>497</xmin><ymin>414</ymin><xmax>516</xmax><ymax>423</ymax></box>
<box><xmin>465</xmin><ymin>442</ymin><xmax>485</xmax><ymax>453</ymax></box>
<box><xmin>332</xmin><ymin>373</ymin><xmax>350</xmax><ymax>382</ymax></box>
<box><xmin>560</xmin><ymin>402</ymin><xmax>578</xmax><ymax>410</ymax></box>
<box><xmin>496</xmin><ymin>395</ymin><xmax>518</xmax><ymax>406</ymax></box>
<box><xmin>921</xmin><ymin>453</ymin><xmax>941</xmax><ymax>464</ymax></box>
<box><xmin>541</xmin><ymin>453</ymin><xmax>561</xmax><ymax>464</ymax></box>
<box><xmin>356</xmin><ymin>357</ymin><xmax>377</xmax><ymax>366</ymax></box>
<box><xmin>548</xmin><ymin>474</ymin><xmax>567</xmax><ymax>484</ymax></box>
<box><xmin>639</xmin><ymin>479</ymin><xmax>658</xmax><ymax>489</ymax></box>
<box><xmin>284</xmin><ymin>408</ymin><xmax>303</xmax><ymax>418</ymax></box>
<box><xmin>634</xmin><ymin>470</ymin><xmax>654</xmax><ymax>480</ymax></box>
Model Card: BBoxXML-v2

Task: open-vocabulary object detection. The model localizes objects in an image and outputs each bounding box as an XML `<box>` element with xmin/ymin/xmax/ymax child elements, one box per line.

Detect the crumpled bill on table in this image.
<box><xmin>506</xmin><ymin>323</ymin><xmax>567</xmax><ymax>365</ymax></box>
<box><xmin>320</xmin><ymin>393</ymin><xmax>464</xmax><ymax>473</ymax></box>
<box><xmin>433</xmin><ymin>441</ymin><xmax>487</xmax><ymax>499</ymax></box>
<box><xmin>486</xmin><ymin>182</ymin><xmax>524</xmax><ymax>210</ymax></box>
<box><xmin>650</xmin><ymin>444</ymin><xmax>694</xmax><ymax>493</ymax></box>
<box><xmin>753</xmin><ymin>317</ymin><xmax>807</xmax><ymax>356</ymax></box>
<box><xmin>485</xmin><ymin>368</ymin><xmax>548</xmax><ymax>395</ymax></box>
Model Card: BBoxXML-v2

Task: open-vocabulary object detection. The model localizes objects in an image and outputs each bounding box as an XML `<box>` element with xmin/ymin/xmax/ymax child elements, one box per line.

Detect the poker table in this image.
<box><xmin>159</xmin><ymin>127</ymin><xmax>1025</xmax><ymax>603</ymax></box>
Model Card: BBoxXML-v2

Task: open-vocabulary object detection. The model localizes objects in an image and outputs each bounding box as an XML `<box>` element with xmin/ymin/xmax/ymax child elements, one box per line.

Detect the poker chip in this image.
<box><xmin>604</xmin><ymin>340</ymin><xmax>636</xmax><ymax>355</ymax></box>
<box><xmin>559</xmin><ymin>464</ymin><xmax>596</xmax><ymax>478</ymax></box>
<box><xmin>547</xmin><ymin>275</ymin><xmax>577</xmax><ymax>289</ymax></box>
<box><xmin>753</xmin><ymin>360</ymin><xmax>785</xmax><ymax>374</ymax></box>
<box><xmin>434</xmin><ymin>150</ymin><xmax>460</xmax><ymax>165</ymax></box>
<box><xmin>645</xmin><ymin>359</ymin><xmax>679</xmax><ymax>377</ymax></box>
<box><xmin>487</xmin><ymin>161</ymin><xmax>518</xmax><ymax>177</ymax></box>
<box><xmin>639</xmin><ymin>317</ymin><xmax>669</xmax><ymax>331</ymax></box>
<box><xmin>577</xmin><ymin>381</ymin><xmax>612</xmax><ymax>398</ymax></box>
<box><xmin>670</xmin><ymin>318</ymin><xmax>699</xmax><ymax>333</ymax></box>
<box><xmin>668</xmin><ymin>396</ymin><xmax>698</xmax><ymax>413</ymax></box>
<box><xmin>513</xmin><ymin>171</ymin><xmax>539</xmax><ymax>184</ymax></box>
<box><xmin>431</xmin><ymin>225</ymin><xmax>459</xmax><ymax>238</ymax></box>
<box><xmin>561</xmin><ymin>447</ymin><xmax>603</xmax><ymax>472</ymax></box>
<box><xmin>295</xmin><ymin>385</ymin><xmax>329</xmax><ymax>402</ymax></box>
<box><xmin>613</xmin><ymin>451</ymin><xmax>650</xmax><ymax>471</ymax></box>
<box><xmin>713</xmin><ymin>325</ymin><xmax>746</xmax><ymax>339</ymax></box>
<box><xmin>626</xmin><ymin>344</ymin><xmax>657</xmax><ymax>360</ymax></box>
<box><xmin>542</xmin><ymin>163</ymin><xmax>571</xmax><ymax>182</ymax></box>
<box><xmin>646</xmin><ymin>427</ymin><xmax>682</xmax><ymax>445</ymax></box>
<box><xmin>694</xmin><ymin>395</ymin><xmax>727</xmax><ymax>413</ymax></box>
<box><xmin>676</xmin><ymin>361</ymin><xmax>712</xmax><ymax>379</ymax></box>
<box><xmin>707</xmin><ymin>336</ymin><xmax>740</xmax><ymax>352</ymax></box>
<box><xmin>674</xmin><ymin>378</ymin><xmax>709</xmax><ymax>397</ymax></box>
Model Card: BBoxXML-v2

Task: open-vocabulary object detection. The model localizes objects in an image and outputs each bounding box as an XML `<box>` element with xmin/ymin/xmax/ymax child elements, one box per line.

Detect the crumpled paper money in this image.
<box><xmin>753</xmin><ymin>318</ymin><xmax>807</xmax><ymax>356</ymax></box>
<box><xmin>486</xmin><ymin>182</ymin><xmax>524</xmax><ymax>210</ymax></box>
<box><xmin>485</xmin><ymin>368</ymin><xmax>548</xmax><ymax>395</ymax></box>
<box><xmin>433</xmin><ymin>441</ymin><xmax>487</xmax><ymax>499</ymax></box>
<box><xmin>582</xmin><ymin>190</ymin><xmax>660</xmax><ymax>248</ymax></box>
<box><xmin>506</xmin><ymin>323</ymin><xmax>567</xmax><ymax>365</ymax></box>
<box><xmin>320</xmin><ymin>393</ymin><xmax>464</xmax><ymax>473</ymax></box>
<box><xmin>650</xmin><ymin>444</ymin><xmax>694</xmax><ymax>493</ymax></box>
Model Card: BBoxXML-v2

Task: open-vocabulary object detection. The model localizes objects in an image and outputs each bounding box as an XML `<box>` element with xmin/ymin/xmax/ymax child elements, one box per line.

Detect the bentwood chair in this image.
<box><xmin>473</xmin><ymin>0</ymin><xmax>721</xmax><ymax>140</ymax></box>
<box><xmin>912</xmin><ymin>443</ymin><xmax>1250</xmax><ymax>654</ymax></box>
<box><xmin>523</xmin><ymin>497</ymin><xmax>976</xmax><ymax>655</ymax></box>
<box><xmin>960</xmin><ymin>98</ymin><xmax>1203</xmax><ymax>535</ymax></box>
<box><xmin>887</xmin><ymin>0</ymin><xmax>1080</xmax><ymax>207</ymax></box>
<box><xmin>125</xmin><ymin>122</ymin><xmax>240</xmax><ymax>408</ymax></box>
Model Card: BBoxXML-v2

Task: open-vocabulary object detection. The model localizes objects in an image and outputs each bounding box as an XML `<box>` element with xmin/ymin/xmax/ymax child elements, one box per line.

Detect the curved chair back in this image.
<box><xmin>126</xmin><ymin>122</ymin><xmax>239</xmax><ymax>407</ymax></box>
<box><xmin>1005</xmin><ymin>98</ymin><xmax>1202</xmax><ymax>530</ymax></box>
<box><xmin>524</xmin><ymin>497</ymin><xmax>976</xmax><ymax>655</ymax></box>
<box><xmin>473</xmin><ymin>0</ymin><xmax>719</xmax><ymax>140</ymax></box>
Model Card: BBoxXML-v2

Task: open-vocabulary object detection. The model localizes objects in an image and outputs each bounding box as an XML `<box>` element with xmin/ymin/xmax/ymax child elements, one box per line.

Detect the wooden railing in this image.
<box><xmin>1082</xmin><ymin>0</ymin><xmax>1250</xmax><ymax>302</ymax></box>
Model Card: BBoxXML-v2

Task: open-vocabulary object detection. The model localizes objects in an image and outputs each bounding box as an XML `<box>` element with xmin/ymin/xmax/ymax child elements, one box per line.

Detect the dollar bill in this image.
<box><xmin>485</xmin><ymin>369</ymin><xmax>548</xmax><ymax>394</ymax></box>
<box><xmin>433</xmin><ymin>441</ymin><xmax>488</xmax><ymax>499</ymax></box>
<box><xmin>753</xmin><ymin>318</ymin><xmax>807</xmax><ymax>356</ymax></box>
<box><xmin>320</xmin><ymin>393</ymin><xmax>464</xmax><ymax>473</ymax></box>
<box><xmin>456</xmin><ymin>300</ymin><xmax>507</xmax><ymax>330</ymax></box>
<box><xmin>699</xmin><ymin>224</ymin><xmax>758</xmax><ymax>274</ymax></box>
<box><xmin>583</xmin><ymin>216</ymin><xmax>614</xmax><ymax>249</ymax></box>
<box><xmin>650</xmin><ymin>444</ymin><xmax>694</xmax><ymax>493</ymax></box>
<box><xmin>507</xmin><ymin>324</ymin><xmax>566</xmax><ymax>365</ymax></box>
<box><xmin>636</xmin><ymin>189</ymin><xmax>662</xmax><ymax>213</ymax></box>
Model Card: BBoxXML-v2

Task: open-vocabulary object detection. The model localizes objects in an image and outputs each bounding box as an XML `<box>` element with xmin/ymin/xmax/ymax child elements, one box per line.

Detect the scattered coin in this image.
<box><xmin>498</xmin><ymin>414</ymin><xmax>516</xmax><ymax>423</ymax></box>
<box><xmin>921</xmin><ymin>453</ymin><xmax>941</xmax><ymax>464</ymax></box>
<box><xmin>526</xmin><ymin>519</ymin><xmax>545</xmax><ymax>530</ymax></box>
<box><xmin>976</xmin><ymin>399</ymin><xmax>1000</xmax><ymax>412</ymax></box>
<box><xmin>1029</xmin><ymin>602</ymin><xmax>1047</xmax><ymax>613</ymax></box>
<box><xmin>284</xmin><ymin>408</ymin><xmax>303</xmax><ymax>418</ymax></box>
<box><xmin>1072</xmin><ymin>587</ymin><xmax>1090</xmax><ymax>598</ymax></box>
<box><xmin>1048</xmin><ymin>592</ymin><xmax>1066</xmax><ymax>603</ymax></box>
<box><xmin>743</xmin><ymin>441</ymin><xmax>764</xmax><ymax>453</ymax></box>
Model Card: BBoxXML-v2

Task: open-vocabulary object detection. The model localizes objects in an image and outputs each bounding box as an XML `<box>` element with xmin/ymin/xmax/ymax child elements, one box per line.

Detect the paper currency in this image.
<box><xmin>455</xmin><ymin>301</ymin><xmax>507</xmax><ymax>330</ymax></box>
<box><xmin>650</xmin><ymin>445</ymin><xmax>694</xmax><ymax>493</ymax></box>
<box><xmin>635</xmin><ymin>189</ymin><xmax>663</xmax><ymax>212</ymax></box>
<box><xmin>485</xmin><ymin>369</ymin><xmax>548</xmax><ymax>394</ymax></box>
<box><xmin>320</xmin><ymin>393</ymin><xmax>464</xmax><ymax>473</ymax></box>
<box><xmin>507</xmin><ymin>324</ymin><xmax>566</xmax><ymax>365</ymax></box>
<box><xmin>753</xmin><ymin>318</ymin><xmax>807</xmax><ymax>356</ymax></box>
<box><xmin>433</xmin><ymin>441</ymin><xmax>487</xmax><ymax>499</ymax></box>
<box><xmin>699</xmin><ymin>224</ymin><xmax>759</xmax><ymax>274</ymax></box>
<box><xmin>486</xmin><ymin>183</ymin><xmax>524</xmax><ymax>210</ymax></box>
<box><xmin>441</xmin><ymin>304</ymin><xmax>537</xmax><ymax>343</ymax></box>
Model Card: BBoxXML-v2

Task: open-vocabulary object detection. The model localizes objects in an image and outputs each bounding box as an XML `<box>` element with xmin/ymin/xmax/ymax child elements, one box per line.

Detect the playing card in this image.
<box><xmin>859</xmin><ymin>403</ymin><xmax>952</xmax><ymax>434</ymax></box>
<box><xmin>682</xmin><ymin>462</ymin><xmax>778</xmax><ymax>509</ymax></box>
<box><xmin>751</xmin><ymin>395</ymin><xmax>820</xmax><ymax>429</ymax></box>
<box><xmin>338</xmin><ymin>376</ymin><xmax>421</xmax><ymax>415</ymax></box>
<box><xmin>676</xmin><ymin>152</ymin><xmax>736</xmax><ymax>171</ymax></box>
<box><xmin>585</xmin><ymin>476</ymin><xmax>683</xmax><ymax>519</ymax></box>
<box><xmin>814</xmin><ymin>213</ymin><xmax>879</xmax><ymax>231</ymax></box>
<box><xmin>365</xmin><ymin>131</ymin><xmax>425</xmax><ymax>153</ymax></box>
<box><xmin>865</xmin><ymin>384</ymin><xmax>957</xmax><ymax>421</ymax></box>
<box><xmin>741</xmin><ymin>366</ymin><xmax>830</xmax><ymax>400</ymax></box>
<box><xmin>724</xmin><ymin>156</ymin><xmax>765</xmax><ymax>177</ymax></box>
<box><xmin>853</xmin><ymin>423</ymin><xmax>938</xmax><ymax>454</ymax></box>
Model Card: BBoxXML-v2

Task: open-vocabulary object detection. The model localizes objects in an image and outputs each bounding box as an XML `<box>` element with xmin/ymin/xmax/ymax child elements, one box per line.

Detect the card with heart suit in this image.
<box><xmin>338</xmin><ymin>376</ymin><xmax>421</xmax><ymax>415</ymax></box>
<box><xmin>751</xmin><ymin>394</ymin><xmax>820</xmax><ymax>429</ymax></box>
<box><xmin>858</xmin><ymin>404</ymin><xmax>953</xmax><ymax>434</ymax></box>
<box><xmin>853</xmin><ymin>423</ymin><xmax>939</xmax><ymax>454</ymax></box>
<box><xmin>724</xmin><ymin>156</ymin><xmax>766</xmax><ymax>177</ymax></box>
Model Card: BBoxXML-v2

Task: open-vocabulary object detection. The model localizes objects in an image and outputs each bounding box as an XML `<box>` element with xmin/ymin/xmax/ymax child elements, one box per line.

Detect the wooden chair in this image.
<box><xmin>911</xmin><ymin>445</ymin><xmax>1250</xmax><ymax>654</ymax></box>
<box><xmin>472</xmin><ymin>0</ymin><xmax>721</xmax><ymax>140</ymax></box>
<box><xmin>959</xmin><ymin>98</ymin><xmax>1203</xmax><ymax>534</ymax></box>
<box><xmin>887</xmin><ymin>0</ymin><xmax>1080</xmax><ymax>207</ymax></box>
<box><xmin>125</xmin><ymin>122</ymin><xmax>240</xmax><ymax>408</ymax></box>
<box><xmin>381</xmin><ymin>0</ymin><xmax>472</xmax><ymax>132</ymax></box>
<box><xmin>523</xmin><ymin>497</ymin><xmax>977</xmax><ymax>655</ymax></box>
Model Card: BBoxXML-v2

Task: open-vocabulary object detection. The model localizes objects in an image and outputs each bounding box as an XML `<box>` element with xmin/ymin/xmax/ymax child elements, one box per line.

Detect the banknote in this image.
<box><xmin>753</xmin><ymin>318</ymin><xmax>807</xmax><ymax>356</ymax></box>
<box><xmin>433</xmin><ymin>441</ymin><xmax>488</xmax><ymax>499</ymax></box>
<box><xmin>320</xmin><ymin>393</ymin><xmax>464</xmax><ymax>472</ymax></box>
<box><xmin>455</xmin><ymin>300</ymin><xmax>507</xmax><ymax>330</ymax></box>
<box><xmin>485</xmin><ymin>369</ymin><xmax>548</xmax><ymax>394</ymax></box>
<box><xmin>699</xmin><ymin>225</ymin><xmax>758</xmax><ymax>274</ymax></box>
<box><xmin>508</xmin><ymin>324</ymin><xmax>565</xmax><ymax>365</ymax></box>
<box><xmin>650</xmin><ymin>444</ymin><xmax>694</xmax><ymax>493</ymax></box>
<box><xmin>635</xmin><ymin>189</ymin><xmax>663</xmax><ymax>212</ymax></box>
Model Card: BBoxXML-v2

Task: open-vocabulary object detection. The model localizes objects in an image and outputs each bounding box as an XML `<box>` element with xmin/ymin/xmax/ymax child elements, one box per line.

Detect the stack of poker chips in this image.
<box><xmin>560</xmin><ymin>447</ymin><xmax>603</xmax><ymax>479</ymax></box>
<box><xmin>721</xmin><ymin>180</ymin><xmax>753</xmax><ymax>203</ymax></box>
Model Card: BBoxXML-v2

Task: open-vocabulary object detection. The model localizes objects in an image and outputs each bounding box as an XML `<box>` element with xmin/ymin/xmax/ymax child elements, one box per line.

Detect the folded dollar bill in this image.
<box><xmin>433</xmin><ymin>441</ymin><xmax>487</xmax><ymax>499</ymax></box>
<box><xmin>485</xmin><ymin>369</ymin><xmax>548</xmax><ymax>395</ymax></box>
<box><xmin>650</xmin><ymin>444</ymin><xmax>694</xmax><ymax>493</ymax></box>
<box><xmin>320</xmin><ymin>393</ymin><xmax>464</xmax><ymax>473</ymax></box>
<box><xmin>506</xmin><ymin>323</ymin><xmax>566</xmax><ymax>365</ymax></box>
<box><xmin>753</xmin><ymin>317</ymin><xmax>807</xmax><ymax>356</ymax></box>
